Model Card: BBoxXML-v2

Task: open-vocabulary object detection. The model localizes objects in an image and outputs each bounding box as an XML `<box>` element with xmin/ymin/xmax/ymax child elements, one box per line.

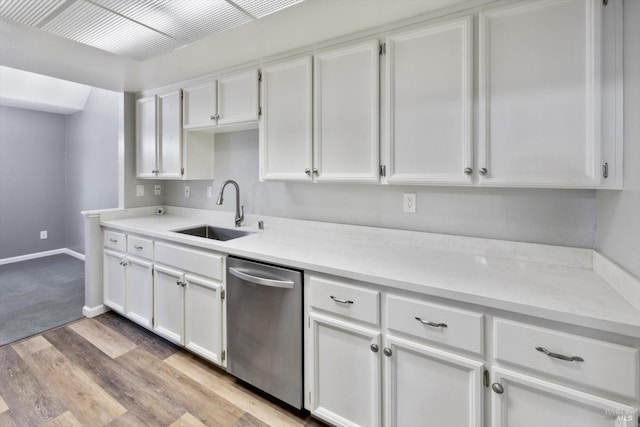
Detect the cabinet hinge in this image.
<box><xmin>152</xmin><ymin>317</ymin><xmax>154</xmax><ymax>327</ymax></box>
<box><xmin>258</xmin><ymin>106</ymin><xmax>262</xmax><ymax>117</ymax></box>
<box><xmin>181</xmin><ymin>167</ymin><xmax>185</xmax><ymax>176</ymax></box>
<box><xmin>603</xmin><ymin>0</ymin><xmax>608</xmax><ymax>5</ymax></box>
<box><xmin>151</xmin><ymin>267</ymin><xmax>154</xmax><ymax>276</ymax></box>
<box><xmin>308</xmin><ymin>316</ymin><xmax>310</xmax><ymax>328</ymax></box>
<box><xmin>379</xmin><ymin>43</ymin><xmax>386</xmax><ymax>55</ymax></box>
<box><xmin>379</xmin><ymin>164</ymin><xmax>386</xmax><ymax>177</ymax></box>
<box><xmin>221</xmin><ymin>289</ymin><xmax>226</xmax><ymax>300</ymax></box>
<box><xmin>222</xmin><ymin>350</ymin><xmax>226</xmax><ymax>362</ymax></box>
<box><xmin>309</xmin><ymin>391</ymin><xmax>311</xmax><ymax>405</ymax></box>
<box><xmin>602</xmin><ymin>162</ymin><xmax>609</xmax><ymax>179</ymax></box>
<box><xmin>483</xmin><ymin>369</ymin><xmax>490</xmax><ymax>387</ymax></box>
<box><xmin>258</xmin><ymin>71</ymin><xmax>262</xmax><ymax>82</ymax></box>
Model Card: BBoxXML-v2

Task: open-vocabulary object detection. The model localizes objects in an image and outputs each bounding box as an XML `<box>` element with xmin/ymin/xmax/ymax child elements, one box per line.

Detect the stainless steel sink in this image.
<box><xmin>172</xmin><ymin>225</ymin><xmax>253</xmax><ymax>241</ymax></box>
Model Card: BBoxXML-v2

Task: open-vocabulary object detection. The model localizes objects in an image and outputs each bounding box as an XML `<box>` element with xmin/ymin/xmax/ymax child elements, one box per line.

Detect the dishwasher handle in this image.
<box><xmin>228</xmin><ymin>267</ymin><xmax>295</xmax><ymax>289</ymax></box>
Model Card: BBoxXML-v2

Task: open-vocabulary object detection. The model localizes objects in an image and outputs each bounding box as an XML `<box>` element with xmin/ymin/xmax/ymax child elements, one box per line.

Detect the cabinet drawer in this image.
<box><xmin>308</xmin><ymin>275</ymin><xmax>379</xmax><ymax>325</ymax></box>
<box><xmin>127</xmin><ymin>235</ymin><xmax>153</xmax><ymax>259</ymax></box>
<box><xmin>387</xmin><ymin>295</ymin><xmax>483</xmax><ymax>355</ymax></box>
<box><xmin>154</xmin><ymin>242</ymin><xmax>223</xmax><ymax>281</ymax></box>
<box><xmin>104</xmin><ymin>230</ymin><xmax>126</xmax><ymax>252</ymax></box>
<box><xmin>494</xmin><ymin>319</ymin><xmax>639</xmax><ymax>399</ymax></box>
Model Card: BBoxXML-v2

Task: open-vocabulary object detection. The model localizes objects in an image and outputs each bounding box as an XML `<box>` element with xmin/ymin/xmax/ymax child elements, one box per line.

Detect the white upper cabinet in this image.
<box><xmin>157</xmin><ymin>90</ymin><xmax>183</xmax><ymax>179</ymax></box>
<box><xmin>478</xmin><ymin>0</ymin><xmax>603</xmax><ymax>188</ymax></box>
<box><xmin>259</xmin><ymin>56</ymin><xmax>313</xmax><ymax>181</ymax></box>
<box><xmin>217</xmin><ymin>69</ymin><xmax>259</xmax><ymax>126</ymax></box>
<box><xmin>136</xmin><ymin>96</ymin><xmax>158</xmax><ymax>179</ymax></box>
<box><xmin>314</xmin><ymin>40</ymin><xmax>380</xmax><ymax>183</ymax></box>
<box><xmin>385</xmin><ymin>16</ymin><xmax>473</xmax><ymax>185</ymax></box>
<box><xmin>183</xmin><ymin>82</ymin><xmax>217</xmax><ymax>129</ymax></box>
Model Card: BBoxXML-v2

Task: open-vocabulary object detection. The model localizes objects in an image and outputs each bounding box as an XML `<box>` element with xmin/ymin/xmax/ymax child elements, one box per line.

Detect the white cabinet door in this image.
<box><xmin>309</xmin><ymin>313</ymin><xmax>381</xmax><ymax>427</ymax></box>
<box><xmin>217</xmin><ymin>69</ymin><xmax>259</xmax><ymax>126</ymax></box>
<box><xmin>314</xmin><ymin>40</ymin><xmax>380</xmax><ymax>183</ymax></box>
<box><xmin>386</xmin><ymin>16</ymin><xmax>473</xmax><ymax>185</ymax></box>
<box><xmin>384</xmin><ymin>335</ymin><xmax>483</xmax><ymax>427</ymax></box>
<box><xmin>184</xmin><ymin>274</ymin><xmax>223</xmax><ymax>365</ymax></box>
<box><xmin>103</xmin><ymin>249</ymin><xmax>126</xmax><ymax>314</ymax></box>
<box><xmin>259</xmin><ymin>56</ymin><xmax>313</xmax><ymax>181</ymax></box>
<box><xmin>136</xmin><ymin>96</ymin><xmax>157</xmax><ymax>178</ymax></box>
<box><xmin>183</xmin><ymin>82</ymin><xmax>217</xmax><ymax>129</ymax></box>
<box><xmin>491</xmin><ymin>368</ymin><xmax>637</xmax><ymax>427</ymax></box>
<box><xmin>157</xmin><ymin>90</ymin><xmax>183</xmax><ymax>179</ymax></box>
<box><xmin>478</xmin><ymin>0</ymin><xmax>603</xmax><ymax>187</ymax></box>
<box><xmin>125</xmin><ymin>256</ymin><xmax>153</xmax><ymax>329</ymax></box>
<box><xmin>153</xmin><ymin>264</ymin><xmax>185</xmax><ymax>345</ymax></box>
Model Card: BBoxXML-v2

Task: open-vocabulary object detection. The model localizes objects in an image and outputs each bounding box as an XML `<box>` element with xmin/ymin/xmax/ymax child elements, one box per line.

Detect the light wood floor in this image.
<box><xmin>0</xmin><ymin>312</ymin><xmax>326</xmax><ymax>427</ymax></box>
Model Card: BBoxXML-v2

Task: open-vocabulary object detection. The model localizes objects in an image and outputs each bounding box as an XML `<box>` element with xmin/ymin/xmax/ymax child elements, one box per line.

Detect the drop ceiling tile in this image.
<box><xmin>94</xmin><ymin>0</ymin><xmax>253</xmax><ymax>44</ymax></box>
<box><xmin>0</xmin><ymin>0</ymin><xmax>66</xmax><ymax>26</ymax></box>
<box><xmin>41</xmin><ymin>0</ymin><xmax>182</xmax><ymax>60</ymax></box>
<box><xmin>232</xmin><ymin>0</ymin><xmax>303</xmax><ymax>18</ymax></box>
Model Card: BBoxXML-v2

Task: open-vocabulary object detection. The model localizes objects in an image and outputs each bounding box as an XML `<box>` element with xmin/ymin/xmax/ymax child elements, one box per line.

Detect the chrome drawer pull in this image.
<box><xmin>535</xmin><ymin>346</ymin><xmax>584</xmax><ymax>362</ymax></box>
<box><xmin>134</xmin><ymin>245</ymin><xmax>143</xmax><ymax>250</ymax></box>
<box><xmin>415</xmin><ymin>317</ymin><xmax>447</xmax><ymax>328</ymax></box>
<box><xmin>330</xmin><ymin>296</ymin><xmax>354</xmax><ymax>305</ymax></box>
<box><xmin>109</xmin><ymin>238</ymin><xmax>118</xmax><ymax>243</ymax></box>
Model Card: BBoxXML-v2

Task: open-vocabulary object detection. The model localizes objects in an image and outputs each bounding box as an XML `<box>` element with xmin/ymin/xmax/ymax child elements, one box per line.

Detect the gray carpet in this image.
<box><xmin>0</xmin><ymin>254</ymin><xmax>85</xmax><ymax>346</ymax></box>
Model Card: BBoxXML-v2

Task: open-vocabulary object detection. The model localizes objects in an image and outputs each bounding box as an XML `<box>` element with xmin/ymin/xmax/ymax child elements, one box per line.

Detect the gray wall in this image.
<box><xmin>64</xmin><ymin>88</ymin><xmax>120</xmax><ymax>254</ymax></box>
<box><xmin>596</xmin><ymin>1</ymin><xmax>640</xmax><ymax>278</ymax></box>
<box><xmin>0</xmin><ymin>106</ymin><xmax>66</xmax><ymax>258</ymax></box>
<box><xmin>164</xmin><ymin>130</ymin><xmax>597</xmax><ymax>248</ymax></box>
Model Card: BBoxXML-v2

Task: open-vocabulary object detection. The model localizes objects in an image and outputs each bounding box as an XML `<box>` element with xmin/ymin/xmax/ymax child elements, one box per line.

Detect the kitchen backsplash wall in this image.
<box><xmin>160</xmin><ymin>130</ymin><xmax>597</xmax><ymax>248</ymax></box>
<box><xmin>64</xmin><ymin>87</ymin><xmax>120</xmax><ymax>254</ymax></box>
<box><xmin>596</xmin><ymin>1</ymin><xmax>640</xmax><ymax>279</ymax></box>
<box><xmin>0</xmin><ymin>106</ymin><xmax>67</xmax><ymax>259</ymax></box>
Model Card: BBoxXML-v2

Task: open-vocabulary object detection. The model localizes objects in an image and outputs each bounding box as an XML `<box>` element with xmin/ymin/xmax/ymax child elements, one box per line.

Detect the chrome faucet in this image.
<box><xmin>216</xmin><ymin>180</ymin><xmax>244</xmax><ymax>227</ymax></box>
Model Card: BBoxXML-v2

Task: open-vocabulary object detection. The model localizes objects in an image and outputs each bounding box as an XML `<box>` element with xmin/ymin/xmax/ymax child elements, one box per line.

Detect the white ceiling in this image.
<box><xmin>0</xmin><ymin>0</ymin><xmax>478</xmax><ymax>93</ymax></box>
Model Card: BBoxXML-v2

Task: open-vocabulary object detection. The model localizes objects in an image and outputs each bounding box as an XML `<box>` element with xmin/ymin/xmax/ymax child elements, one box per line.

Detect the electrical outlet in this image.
<box><xmin>40</xmin><ymin>230</ymin><xmax>47</xmax><ymax>239</ymax></box>
<box><xmin>154</xmin><ymin>184</ymin><xmax>161</xmax><ymax>195</ymax></box>
<box><xmin>207</xmin><ymin>186</ymin><xmax>213</xmax><ymax>198</ymax></box>
<box><xmin>184</xmin><ymin>185</ymin><xmax>190</xmax><ymax>198</ymax></box>
<box><xmin>403</xmin><ymin>193</ymin><xmax>416</xmax><ymax>213</ymax></box>
<box><xmin>136</xmin><ymin>185</ymin><xmax>144</xmax><ymax>197</ymax></box>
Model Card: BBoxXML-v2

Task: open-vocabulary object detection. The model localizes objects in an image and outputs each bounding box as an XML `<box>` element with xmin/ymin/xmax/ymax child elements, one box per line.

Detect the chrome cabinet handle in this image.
<box><xmin>535</xmin><ymin>346</ymin><xmax>584</xmax><ymax>362</ymax></box>
<box><xmin>210</xmin><ymin>115</ymin><xmax>215</xmax><ymax>120</ymax></box>
<box><xmin>119</xmin><ymin>261</ymin><xmax>127</xmax><ymax>266</ymax></box>
<box><xmin>383</xmin><ymin>347</ymin><xmax>392</xmax><ymax>357</ymax></box>
<box><xmin>134</xmin><ymin>245</ymin><xmax>143</xmax><ymax>250</ymax></box>
<box><xmin>109</xmin><ymin>238</ymin><xmax>118</xmax><ymax>243</ymax></box>
<box><xmin>215</xmin><ymin>114</ymin><xmax>220</xmax><ymax>120</ymax></box>
<box><xmin>464</xmin><ymin>167</ymin><xmax>473</xmax><ymax>175</ymax></box>
<box><xmin>479</xmin><ymin>168</ymin><xmax>488</xmax><ymax>176</ymax></box>
<box><xmin>176</xmin><ymin>281</ymin><xmax>186</xmax><ymax>287</ymax></box>
<box><xmin>229</xmin><ymin>267</ymin><xmax>295</xmax><ymax>289</ymax></box>
<box><xmin>370</xmin><ymin>344</ymin><xmax>379</xmax><ymax>353</ymax></box>
<box><xmin>305</xmin><ymin>168</ymin><xmax>311</xmax><ymax>175</ymax></box>
<box><xmin>491</xmin><ymin>383</ymin><xmax>504</xmax><ymax>394</ymax></box>
<box><xmin>415</xmin><ymin>317</ymin><xmax>447</xmax><ymax>328</ymax></box>
<box><xmin>330</xmin><ymin>296</ymin><xmax>354</xmax><ymax>305</ymax></box>
<box><xmin>313</xmin><ymin>168</ymin><xmax>319</xmax><ymax>176</ymax></box>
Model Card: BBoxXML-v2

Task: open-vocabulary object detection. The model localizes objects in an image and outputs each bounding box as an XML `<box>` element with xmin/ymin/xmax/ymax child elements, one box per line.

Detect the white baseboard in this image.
<box><xmin>83</xmin><ymin>304</ymin><xmax>110</xmax><ymax>318</ymax></box>
<box><xmin>0</xmin><ymin>248</ymin><xmax>85</xmax><ymax>265</ymax></box>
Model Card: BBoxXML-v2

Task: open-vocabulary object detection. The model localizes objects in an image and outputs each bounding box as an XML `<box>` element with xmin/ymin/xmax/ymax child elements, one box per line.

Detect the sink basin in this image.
<box><xmin>173</xmin><ymin>225</ymin><xmax>253</xmax><ymax>241</ymax></box>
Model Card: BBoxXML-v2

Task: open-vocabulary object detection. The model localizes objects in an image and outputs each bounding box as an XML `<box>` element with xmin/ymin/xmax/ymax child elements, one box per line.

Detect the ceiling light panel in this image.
<box><xmin>94</xmin><ymin>0</ymin><xmax>253</xmax><ymax>44</ymax></box>
<box><xmin>41</xmin><ymin>0</ymin><xmax>182</xmax><ymax>60</ymax></box>
<box><xmin>231</xmin><ymin>0</ymin><xmax>303</xmax><ymax>19</ymax></box>
<box><xmin>0</xmin><ymin>0</ymin><xmax>66</xmax><ymax>26</ymax></box>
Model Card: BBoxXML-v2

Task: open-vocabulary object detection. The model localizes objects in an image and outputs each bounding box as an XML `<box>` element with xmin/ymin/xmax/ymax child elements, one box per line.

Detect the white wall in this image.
<box><xmin>596</xmin><ymin>1</ymin><xmax>640</xmax><ymax>278</ymax></box>
<box><xmin>164</xmin><ymin>130</ymin><xmax>597</xmax><ymax>248</ymax></box>
<box><xmin>64</xmin><ymin>88</ymin><xmax>120</xmax><ymax>254</ymax></box>
<box><xmin>0</xmin><ymin>106</ymin><xmax>66</xmax><ymax>258</ymax></box>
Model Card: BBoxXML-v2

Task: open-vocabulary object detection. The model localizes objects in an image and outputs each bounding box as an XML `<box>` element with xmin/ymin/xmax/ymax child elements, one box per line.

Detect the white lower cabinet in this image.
<box><xmin>125</xmin><ymin>256</ymin><xmax>153</xmax><ymax>329</ymax></box>
<box><xmin>153</xmin><ymin>264</ymin><xmax>185</xmax><ymax>345</ymax></box>
<box><xmin>103</xmin><ymin>249</ymin><xmax>126</xmax><ymax>314</ymax></box>
<box><xmin>184</xmin><ymin>274</ymin><xmax>223</xmax><ymax>365</ymax></box>
<box><xmin>384</xmin><ymin>335</ymin><xmax>483</xmax><ymax>427</ymax></box>
<box><xmin>490</xmin><ymin>368</ymin><xmax>637</xmax><ymax>427</ymax></box>
<box><xmin>309</xmin><ymin>313</ymin><xmax>382</xmax><ymax>427</ymax></box>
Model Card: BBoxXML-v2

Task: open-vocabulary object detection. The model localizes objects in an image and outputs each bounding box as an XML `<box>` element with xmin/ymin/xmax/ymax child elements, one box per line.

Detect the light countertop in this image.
<box><xmin>94</xmin><ymin>206</ymin><xmax>640</xmax><ymax>339</ymax></box>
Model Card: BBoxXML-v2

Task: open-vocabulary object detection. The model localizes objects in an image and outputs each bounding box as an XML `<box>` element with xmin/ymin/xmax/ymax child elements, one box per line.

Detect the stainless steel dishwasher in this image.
<box><xmin>226</xmin><ymin>256</ymin><xmax>303</xmax><ymax>409</ymax></box>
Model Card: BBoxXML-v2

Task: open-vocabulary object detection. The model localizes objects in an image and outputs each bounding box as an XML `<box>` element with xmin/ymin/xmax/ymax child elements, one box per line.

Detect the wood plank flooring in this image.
<box><xmin>0</xmin><ymin>312</ymin><xmax>327</xmax><ymax>427</ymax></box>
